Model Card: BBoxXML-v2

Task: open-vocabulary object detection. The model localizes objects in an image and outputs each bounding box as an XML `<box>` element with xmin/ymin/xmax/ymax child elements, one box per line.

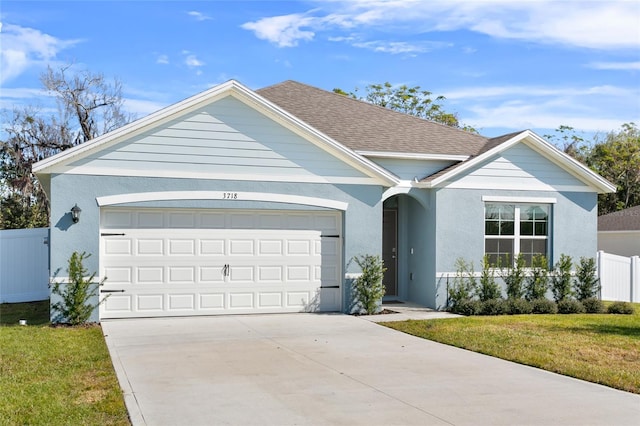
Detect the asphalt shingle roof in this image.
<box><xmin>598</xmin><ymin>205</ymin><xmax>640</xmax><ymax>231</ymax></box>
<box><xmin>257</xmin><ymin>80</ymin><xmax>492</xmax><ymax>157</ymax></box>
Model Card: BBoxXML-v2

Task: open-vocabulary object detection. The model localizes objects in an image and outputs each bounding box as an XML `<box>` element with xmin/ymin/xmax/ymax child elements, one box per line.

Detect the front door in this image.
<box><xmin>382</xmin><ymin>209</ymin><xmax>397</xmax><ymax>297</ymax></box>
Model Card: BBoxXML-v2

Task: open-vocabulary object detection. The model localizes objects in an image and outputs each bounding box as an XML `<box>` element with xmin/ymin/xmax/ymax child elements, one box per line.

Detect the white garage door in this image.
<box><xmin>99</xmin><ymin>208</ymin><xmax>341</xmax><ymax>319</ymax></box>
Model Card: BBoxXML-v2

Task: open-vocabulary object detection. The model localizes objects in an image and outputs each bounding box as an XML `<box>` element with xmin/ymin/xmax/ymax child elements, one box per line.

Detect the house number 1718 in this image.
<box><xmin>223</xmin><ymin>192</ymin><xmax>238</xmax><ymax>199</ymax></box>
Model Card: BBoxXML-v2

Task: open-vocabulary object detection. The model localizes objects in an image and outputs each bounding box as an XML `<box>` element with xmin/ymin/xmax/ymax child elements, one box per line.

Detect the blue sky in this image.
<box><xmin>1</xmin><ymin>0</ymin><xmax>639</xmax><ymax>138</ymax></box>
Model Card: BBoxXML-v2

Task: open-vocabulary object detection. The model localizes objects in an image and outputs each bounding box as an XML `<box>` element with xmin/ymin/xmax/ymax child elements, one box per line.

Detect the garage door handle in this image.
<box><xmin>101</xmin><ymin>233</ymin><xmax>125</xmax><ymax>236</ymax></box>
<box><xmin>222</xmin><ymin>264</ymin><xmax>230</xmax><ymax>277</ymax></box>
<box><xmin>100</xmin><ymin>289</ymin><xmax>125</xmax><ymax>293</ymax></box>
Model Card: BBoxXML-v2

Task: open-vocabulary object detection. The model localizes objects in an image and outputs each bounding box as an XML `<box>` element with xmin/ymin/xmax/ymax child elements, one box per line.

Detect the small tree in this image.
<box><xmin>551</xmin><ymin>254</ymin><xmax>573</xmax><ymax>302</ymax></box>
<box><xmin>351</xmin><ymin>255</ymin><xmax>386</xmax><ymax>315</ymax></box>
<box><xmin>500</xmin><ymin>254</ymin><xmax>526</xmax><ymax>299</ymax></box>
<box><xmin>574</xmin><ymin>257</ymin><xmax>600</xmax><ymax>301</ymax></box>
<box><xmin>525</xmin><ymin>255</ymin><xmax>549</xmax><ymax>301</ymax></box>
<box><xmin>478</xmin><ymin>255</ymin><xmax>502</xmax><ymax>301</ymax></box>
<box><xmin>51</xmin><ymin>252</ymin><xmax>105</xmax><ymax>325</ymax></box>
<box><xmin>448</xmin><ymin>258</ymin><xmax>477</xmax><ymax>309</ymax></box>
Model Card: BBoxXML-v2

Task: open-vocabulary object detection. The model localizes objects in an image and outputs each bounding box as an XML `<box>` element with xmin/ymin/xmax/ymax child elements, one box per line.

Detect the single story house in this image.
<box><xmin>598</xmin><ymin>205</ymin><xmax>640</xmax><ymax>257</ymax></box>
<box><xmin>33</xmin><ymin>80</ymin><xmax>615</xmax><ymax>321</ymax></box>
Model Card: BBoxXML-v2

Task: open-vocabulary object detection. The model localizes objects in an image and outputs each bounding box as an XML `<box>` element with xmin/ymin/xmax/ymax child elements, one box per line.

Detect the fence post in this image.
<box><xmin>632</xmin><ymin>256</ymin><xmax>640</xmax><ymax>303</ymax></box>
<box><xmin>597</xmin><ymin>250</ymin><xmax>604</xmax><ymax>300</ymax></box>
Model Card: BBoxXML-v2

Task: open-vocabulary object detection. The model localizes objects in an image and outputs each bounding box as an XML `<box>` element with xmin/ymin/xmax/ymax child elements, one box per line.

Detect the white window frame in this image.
<box><xmin>484</xmin><ymin>201</ymin><xmax>553</xmax><ymax>266</ymax></box>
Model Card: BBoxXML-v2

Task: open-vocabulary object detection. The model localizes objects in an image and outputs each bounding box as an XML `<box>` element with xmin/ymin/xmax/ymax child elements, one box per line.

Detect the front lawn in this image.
<box><xmin>0</xmin><ymin>301</ymin><xmax>130</xmax><ymax>425</ymax></box>
<box><xmin>383</xmin><ymin>305</ymin><xmax>640</xmax><ymax>394</ymax></box>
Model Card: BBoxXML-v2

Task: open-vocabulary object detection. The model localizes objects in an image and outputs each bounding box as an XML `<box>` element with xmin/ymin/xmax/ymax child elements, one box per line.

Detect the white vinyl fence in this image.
<box><xmin>0</xmin><ymin>228</ymin><xmax>50</xmax><ymax>303</ymax></box>
<box><xmin>597</xmin><ymin>251</ymin><xmax>640</xmax><ymax>303</ymax></box>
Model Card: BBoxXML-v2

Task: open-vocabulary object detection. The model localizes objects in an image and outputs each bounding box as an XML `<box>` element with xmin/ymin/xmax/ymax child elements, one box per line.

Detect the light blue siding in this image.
<box><xmin>446</xmin><ymin>144</ymin><xmax>590</xmax><ymax>191</ymax></box>
<box><xmin>70</xmin><ymin>97</ymin><xmax>371</xmax><ymax>181</ymax></box>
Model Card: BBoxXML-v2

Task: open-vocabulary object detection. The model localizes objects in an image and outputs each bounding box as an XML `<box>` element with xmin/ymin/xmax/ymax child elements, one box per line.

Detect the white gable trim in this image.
<box><xmin>482</xmin><ymin>196</ymin><xmax>557</xmax><ymax>204</ymax></box>
<box><xmin>356</xmin><ymin>151</ymin><xmax>469</xmax><ymax>161</ymax></box>
<box><xmin>33</xmin><ymin>80</ymin><xmax>399</xmax><ymax>187</ymax></box>
<box><xmin>425</xmin><ymin>130</ymin><xmax>616</xmax><ymax>193</ymax></box>
<box><xmin>96</xmin><ymin>191</ymin><xmax>349</xmax><ymax>211</ymax></box>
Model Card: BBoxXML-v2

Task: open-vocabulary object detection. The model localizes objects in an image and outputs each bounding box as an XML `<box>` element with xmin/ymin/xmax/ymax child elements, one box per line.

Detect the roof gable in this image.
<box><xmin>422</xmin><ymin>130</ymin><xmax>616</xmax><ymax>194</ymax></box>
<box><xmin>33</xmin><ymin>80</ymin><xmax>398</xmax><ymax>186</ymax></box>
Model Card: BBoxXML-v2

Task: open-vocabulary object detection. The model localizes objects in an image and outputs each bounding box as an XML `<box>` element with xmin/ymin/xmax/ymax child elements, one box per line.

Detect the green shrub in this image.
<box><xmin>582</xmin><ymin>297</ymin><xmax>605</xmax><ymax>313</ymax></box>
<box><xmin>500</xmin><ymin>254</ymin><xmax>526</xmax><ymax>300</ymax></box>
<box><xmin>351</xmin><ymin>254</ymin><xmax>386</xmax><ymax>315</ymax></box>
<box><xmin>478</xmin><ymin>255</ymin><xmax>502</xmax><ymax>301</ymax></box>
<box><xmin>557</xmin><ymin>299</ymin><xmax>586</xmax><ymax>314</ymax></box>
<box><xmin>607</xmin><ymin>301</ymin><xmax>635</xmax><ymax>315</ymax></box>
<box><xmin>448</xmin><ymin>258</ymin><xmax>477</xmax><ymax>310</ymax></box>
<box><xmin>525</xmin><ymin>255</ymin><xmax>549</xmax><ymax>301</ymax></box>
<box><xmin>505</xmin><ymin>298</ymin><xmax>533</xmax><ymax>315</ymax></box>
<box><xmin>551</xmin><ymin>254</ymin><xmax>573</xmax><ymax>302</ymax></box>
<box><xmin>451</xmin><ymin>299</ymin><xmax>482</xmax><ymax>316</ymax></box>
<box><xmin>574</xmin><ymin>257</ymin><xmax>600</xmax><ymax>301</ymax></box>
<box><xmin>531</xmin><ymin>298</ymin><xmax>557</xmax><ymax>314</ymax></box>
<box><xmin>479</xmin><ymin>298</ymin><xmax>508</xmax><ymax>316</ymax></box>
<box><xmin>51</xmin><ymin>251</ymin><xmax>105</xmax><ymax>325</ymax></box>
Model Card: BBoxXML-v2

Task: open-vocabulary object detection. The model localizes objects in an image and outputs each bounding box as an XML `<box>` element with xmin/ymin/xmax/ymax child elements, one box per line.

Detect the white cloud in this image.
<box><xmin>443</xmin><ymin>85</ymin><xmax>632</xmax><ymax>100</ymax></box>
<box><xmin>122</xmin><ymin>97</ymin><xmax>168</xmax><ymax>117</ymax></box>
<box><xmin>182</xmin><ymin>51</ymin><xmax>204</xmax><ymax>68</ymax></box>
<box><xmin>156</xmin><ymin>54</ymin><xmax>169</xmax><ymax>64</ymax></box>
<box><xmin>351</xmin><ymin>40</ymin><xmax>450</xmax><ymax>54</ymax></box>
<box><xmin>0</xmin><ymin>22</ymin><xmax>80</xmax><ymax>84</ymax></box>
<box><xmin>241</xmin><ymin>1</ymin><xmax>640</xmax><ymax>51</ymax></box>
<box><xmin>241</xmin><ymin>13</ymin><xmax>315</xmax><ymax>47</ymax></box>
<box><xmin>187</xmin><ymin>11</ymin><xmax>212</xmax><ymax>21</ymax></box>
<box><xmin>587</xmin><ymin>61</ymin><xmax>640</xmax><ymax>71</ymax></box>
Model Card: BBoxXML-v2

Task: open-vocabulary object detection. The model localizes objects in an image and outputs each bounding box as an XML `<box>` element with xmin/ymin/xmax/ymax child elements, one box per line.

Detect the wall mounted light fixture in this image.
<box><xmin>71</xmin><ymin>204</ymin><xmax>82</xmax><ymax>223</ymax></box>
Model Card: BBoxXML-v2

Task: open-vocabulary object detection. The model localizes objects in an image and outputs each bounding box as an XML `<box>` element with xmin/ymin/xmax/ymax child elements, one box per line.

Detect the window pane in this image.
<box><xmin>500</xmin><ymin>205</ymin><xmax>515</xmax><ymax>220</ymax></box>
<box><xmin>485</xmin><ymin>221</ymin><xmax>500</xmax><ymax>235</ymax></box>
<box><xmin>485</xmin><ymin>239</ymin><xmax>498</xmax><ymax>252</ymax></box>
<box><xmin>535</xmin><ymin>222</ymin><xmax>547</xmax><ymax>236</ymax></box>
<box><xmin>485</xmin><ymin>204</ymin><xmax>500</xmax><ymax>220</ymax></box>
<box><xmin>532</xmin><ymin>239</ymin><xmax>547</xmax><ymax>254</ymax></box>
<box><xmin>520</xmin><ymin>221</ymin><xmax>533</xmax><ymax>236</ymax></box>
<box><xmin>501</xmin><ymin>221</ymin><xmax>514</xmax><ymax>235</ymax></box>
<box><xmin>534</xmin><ymin>206</ymin><xmax>548</xmax><ymax>220</ymax></box>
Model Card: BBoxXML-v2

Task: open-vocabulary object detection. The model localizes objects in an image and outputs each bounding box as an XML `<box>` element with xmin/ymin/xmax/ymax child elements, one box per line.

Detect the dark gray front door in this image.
<box><xmin>382</xmin><ymin>209</ymin><xmax>397</xmax><ymax>297</ymax></box>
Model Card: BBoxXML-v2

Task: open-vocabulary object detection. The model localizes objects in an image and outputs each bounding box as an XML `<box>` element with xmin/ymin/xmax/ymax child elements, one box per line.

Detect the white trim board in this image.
<box><xmin>482</xmin><ymin>196</ymin><xmax>557</xmax><ymax>204</ymax></box>
<box><xmin>96</xmin><ymin>191</ymin><xmax>349</xmax><ymax>211</ymax></box>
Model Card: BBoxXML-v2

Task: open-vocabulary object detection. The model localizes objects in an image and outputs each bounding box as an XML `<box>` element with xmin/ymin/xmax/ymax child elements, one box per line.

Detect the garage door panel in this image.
<box><xmin>229</xmin><ymin>293</ymin><xmax>253</xmax><ymax>308</ymax></box>
<box><xmin>259</xmin><ymin>292</ymin><xmax>282</xmax><ymax>308</ymax></box>
<box><xmin>137</xmin><ymin>211</ymin><xmax>164</xmax><ymax>228</ymax></box>
<box><xmin>200</xmin><ymin>239</ymin><xmax>225</xmax><ymax>255</ymax></box>
<box><xmin>199</xmin><ymin>293</ymin><xmax>225</xmax><ymax>309</ymax></box>
<box><xmin>229</xmin><ymin>240</ymin><xmax>254</xmax><ymax>255</ymax></box>
<box><xmin>169</xmin><ymin>239</ymin><xmax>195</xmax><ymax>255</ymax></box>
<box><xmin>137</xmin><ymin>294</ymin><xmax>164</xmax><ymax>310</ymax></box>
<box><xmin>100</xmin><ymin>208</ymin><xmax>342</xmax><ymax>318</ymax></box>
<box><xmin>137</xmin><ymin>239</ymin><xmax>164</xmax><ymax>255</ymax></box>
<box><xmin>168</xmin><ymin>294</ymin><xmax>195</xmax><ymax>310</ymax></box>
<box><xmin>104</xmin><ymin>239</ymin><xmax>132</xmax><ymax>255</ymax></box>
<box><xmin>138</xmin><ymin>267</ymin><xmax>164</xmax><ymax>283</ymax></box>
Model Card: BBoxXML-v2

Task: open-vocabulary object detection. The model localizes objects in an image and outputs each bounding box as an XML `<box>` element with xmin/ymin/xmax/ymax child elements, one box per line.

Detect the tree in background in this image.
<box><xmin>0</xmin><ymin>65</ymin><xmax>132</xmax><ymax>229</ymax></box>
<box><xmin>334</xmin><ymin>82</ymin><xmax>477</xmax><ymax>132</ymax></box>
<box><xmin>585</xmin><ymin>123</ymin><xmax>639</xmax><ymax>215</ymax></box>
<box><xmin>546</xmin><ymin>123</ymin><xmax>639</xmax><ymax>215</ymax></box>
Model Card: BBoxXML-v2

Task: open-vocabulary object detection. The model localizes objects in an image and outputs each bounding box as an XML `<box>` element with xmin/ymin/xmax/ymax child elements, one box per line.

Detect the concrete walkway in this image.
<box><xmin>102</xmin><ymin>313</ymin><xmax>640</xmax><ymax>426</ymax></box>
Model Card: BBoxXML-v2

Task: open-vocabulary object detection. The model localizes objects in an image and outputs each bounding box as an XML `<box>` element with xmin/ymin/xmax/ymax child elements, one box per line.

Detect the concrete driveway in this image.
<box><xmin>102</xmin><ymin>314</ymin><xmax>640</xmax><ymax>426</ymax></box>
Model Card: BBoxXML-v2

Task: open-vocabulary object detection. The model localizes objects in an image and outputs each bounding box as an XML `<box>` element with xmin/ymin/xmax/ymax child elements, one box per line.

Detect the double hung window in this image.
<box><xmin>484</xmin><ymin>203</ymin><xmax>549</xmax><ymax>266</ymax></box>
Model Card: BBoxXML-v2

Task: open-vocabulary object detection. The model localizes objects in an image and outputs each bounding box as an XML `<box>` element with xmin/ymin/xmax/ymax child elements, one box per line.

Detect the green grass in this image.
<box><xmin>0</xmin><ymin>301</ymin><xmax>130</xmax><ymax>425</ymax></box>
<box><xmin>383</xmin><ymin>304</ymin><xmax>640</xmax><ymax>394</ymax></box>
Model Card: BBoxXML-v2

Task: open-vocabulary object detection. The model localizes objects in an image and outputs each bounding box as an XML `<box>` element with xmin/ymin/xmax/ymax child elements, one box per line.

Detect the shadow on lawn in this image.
<box><xmin>568</xmin><ymin>322</ymin><xmax>640</xmax><ymax>339</ymax></box>
<box><xmin>0</xmin><ymin>300</ymin><xmax>50</xmax><ymax>326</ymax></box>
